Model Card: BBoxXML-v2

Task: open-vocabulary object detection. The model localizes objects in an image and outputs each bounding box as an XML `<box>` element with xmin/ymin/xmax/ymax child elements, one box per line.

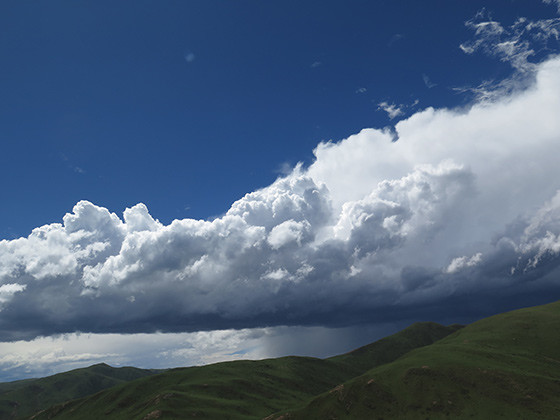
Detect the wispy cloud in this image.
<box><xmin>388</xmin><ymin>33</ymin><xmax>405</xmax><ymax>47</ymax></box>
<box><xmin>377</xmin><ymin>99</ymin><xmax>419</xmax><ymax>120</ymax></box>
<box><xmin>543</xmin><ymin>0</ymin><xmax>560</xmax><ymax>13</ymax></box>
<box><xmin>60</xmin><ymin>153</ymin><xmax>86</xmax><ymax>175</ymax></box>
<box><xmin>422</xmin><ymin>73</ymin><xmax>437</xmax><ymax>88</ymax></box>
<box><xmin>377</xmin><ymin>101</ymin><xmax>404</xmax><ymax>119</ymax></box>
<box><xmin>458</xmin><ymin>9</ymin><xmax>560</xmax><ymax>100</ymax></box>
<box><xmin>460</xmin><ymin>17</ymin><xmax>532</xmax><ymax>72</ymax></box>
<box><xmin>184</xmin><ymin>52</ymin><xmax>196</xmax><ymax>63</ymax></box>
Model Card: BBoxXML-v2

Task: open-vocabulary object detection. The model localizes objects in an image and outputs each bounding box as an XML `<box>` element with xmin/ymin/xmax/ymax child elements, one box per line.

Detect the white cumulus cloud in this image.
<box><xmin>2</xmin><ymin>55</ymin><xmax>560</xmax><ymax>342</ymax></box>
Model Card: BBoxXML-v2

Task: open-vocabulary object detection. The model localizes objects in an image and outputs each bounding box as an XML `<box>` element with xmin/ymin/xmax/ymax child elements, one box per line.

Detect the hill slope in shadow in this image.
<box><xmin>270</xmin><ymin>300</ymin><xmax>560</xmax><ymax>419</ymax></box>
<box><xmin>23</xmin><ymin>322</ymin><xmax>459</xmax><ymax>420</ymax></box>
<box><xmin>0</xmin><ymin>364</ymin><xmax>162</xmax><ymax>420</ymax></box>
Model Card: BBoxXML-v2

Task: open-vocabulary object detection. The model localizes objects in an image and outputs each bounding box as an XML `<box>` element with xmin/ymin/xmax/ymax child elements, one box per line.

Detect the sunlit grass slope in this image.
<box><xmin>0</xmin><ymin>363</ymin><xmax>161</xmax><ymax>420</ymax></box>
<box><xmin>271</xmin><ymin>300</ymin><xmax>560</xmax><ymax>419</ymax></box>
<box><xmin>28</xmin><ymin>322</ymin><xmax>458</xmax><ymax>420</ymax></box>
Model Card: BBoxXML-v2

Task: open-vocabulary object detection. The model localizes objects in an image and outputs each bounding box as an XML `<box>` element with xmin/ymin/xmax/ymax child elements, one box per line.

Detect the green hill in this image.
<box><xmin>11</xmin><ymin>298</ymin><xmax>560</xmax><ymax>420</ymax></box>
<box><xmin>23</xmin><ymin>322</ymin><xmax>458</xmax><ymax>420</ymax></box>
<box><xmin>0</xmin><ymin>363</ymin><xmax>162</xmax><ymax>420</ymax></box>
<box><xmin>18</xmin><ymin>299</ymin><xmax>560</xmax><ymax>420</ymax></box>
<box><xmin>329</xmin><ymin>321</ymin><xmax>463</xmax><ymax>374</ymax></box>
<box><xmin>270</xmin><ymin>300</ymin><xmax>560</xmax><ymax>419</ymax></box>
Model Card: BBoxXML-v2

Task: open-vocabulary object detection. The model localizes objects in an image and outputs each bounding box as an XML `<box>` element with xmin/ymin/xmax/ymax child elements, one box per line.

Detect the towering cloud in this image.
<box><xmin>1</xmin><ymin>54</ymin><xmax>560</xmax><ymax>341</ymax></box>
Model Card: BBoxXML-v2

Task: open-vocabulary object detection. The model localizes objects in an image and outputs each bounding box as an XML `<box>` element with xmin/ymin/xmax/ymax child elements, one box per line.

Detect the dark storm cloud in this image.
<box><xmin>2</xmin><ymin>45</ymin><xmax>560</xmax><ymax>341</ymax></box>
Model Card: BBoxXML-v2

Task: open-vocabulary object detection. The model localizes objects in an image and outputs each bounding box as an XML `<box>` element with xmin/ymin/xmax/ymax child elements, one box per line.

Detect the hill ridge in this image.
<box><xmin>269</xmin><ymin>300</ymin><xmax>560</xmax><ymax>419</ymax></box>
<box><xmin>16</xmin><ymin>322</ymin><xmax>459</xmax><ymax>420</ymax></box>
<box><xmin>0</xmin><ymin>364</ymin><xmax>163</xmax><ymax>420</ymax></box>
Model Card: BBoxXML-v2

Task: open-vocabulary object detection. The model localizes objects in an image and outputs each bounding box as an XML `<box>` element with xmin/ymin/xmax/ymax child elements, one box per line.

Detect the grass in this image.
<box><xmin>0</xmin><ymin>364</ymin><xmax>162</xmax><ymax>420</ymax></box>
<box><xmin>270</xmin><ymin>300</ymin><xmax>560</xmax><ymax>419</ymax></box>
<box><xmin>24</xmin><ymin>322</ymin><xmax>458</xmax><ymax>420</ymax></box>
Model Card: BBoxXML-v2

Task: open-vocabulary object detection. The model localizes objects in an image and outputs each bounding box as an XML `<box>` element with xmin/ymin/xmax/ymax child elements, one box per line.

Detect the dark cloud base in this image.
<box><xmin>2</xmin><ymin>262</ymin><xmax>560</xmax><ymax>342</ymax></box>
<box><xmin>1</xmin><ymin>54</ymin><xmax>560</xmax><ymax>342</ymax></box>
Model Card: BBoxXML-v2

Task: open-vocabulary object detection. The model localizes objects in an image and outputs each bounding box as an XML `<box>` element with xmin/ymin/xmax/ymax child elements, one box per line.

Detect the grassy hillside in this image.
<box><xmin>27</xmin><ymin>322</ymin><xmax>459</xmax><ymax>420</ymax></box>
<box><xmin>329</xmin><ymin>321</ymin><xmax>463</xmax><ymax>373</ymax></box>
<box><xmin>0</xmin><ymin>364</ymin><xmax>162</xmax><ymax>420</ymax></box>
<box><xmin>270</xmin><ymin>300</ymin><xmax>560</xmax><ymax>419</ymax></box>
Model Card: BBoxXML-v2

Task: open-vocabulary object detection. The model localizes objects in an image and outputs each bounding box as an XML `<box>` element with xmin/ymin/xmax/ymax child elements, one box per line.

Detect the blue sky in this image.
<box><xmin>2</xmin><ymin>0</ymin><xmax>555</xmax><ymax>238</ymax></box>
<box><xmin>1</xmin><ymin>0</ymin><xmax>560</xmax><ymax>381</ymax></box>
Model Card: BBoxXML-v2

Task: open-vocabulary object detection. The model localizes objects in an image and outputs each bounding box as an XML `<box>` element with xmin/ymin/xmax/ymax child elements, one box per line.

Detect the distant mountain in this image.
<box><xmin>0</xmin><ymin>363</ymin><xmax>162</xmax><ymax>420</ymax></box>
<box><xmin>269</xmin><ymin>300</ymin><xmax>560</xmax><ymax>419</ymax></box>
<box><xmin>20</xmin><ymin>322</ymin><xmax>459</xmax><ymax>420</ymax></box>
